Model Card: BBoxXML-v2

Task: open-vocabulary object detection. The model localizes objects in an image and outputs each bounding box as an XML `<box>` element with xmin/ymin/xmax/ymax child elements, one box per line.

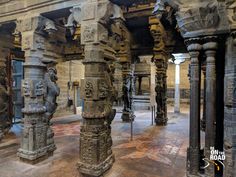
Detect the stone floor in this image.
<box><xmin>0</xmin><ymin>105</ymin><xmax>190</xmax><ymax>177</ymax></box>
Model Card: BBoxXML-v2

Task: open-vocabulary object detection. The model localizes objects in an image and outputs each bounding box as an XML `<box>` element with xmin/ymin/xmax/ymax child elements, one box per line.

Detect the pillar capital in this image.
<box><xmin>185</xmin><ymin>38</ymin><xmax>202</xmax><ymax>52</ymax></box>
<box><xmin>16</xmin><ymin>15</ymin><xmax>57</xmax><ymax>33</ymax></box>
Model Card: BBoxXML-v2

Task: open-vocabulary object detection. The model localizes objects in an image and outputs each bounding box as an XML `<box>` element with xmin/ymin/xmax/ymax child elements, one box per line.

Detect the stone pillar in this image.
<box><xmin>224</xmin><ymin>32</ymin><xmax>236</xmax><ymax>177</ymax></box>
<box><xmin>0</xmin><ymin>48</ymin><xmax>9</xmax><ymax>141</ymax></box>
<box><xmin>174</xmin><ymin>63</ymin><xmax>180</xmax><ymax>113</ymax></box>
<box><xmin>76</xmin><ymin>1</ymin><xmax>120</xmax><ymax>176</ymax></box>
<box><xmin>121</xmin><ymin>62</ymin><xmax>134</xmax><ymax>122</ymax></box>
<box><xmin>185</xmin><ymin>38</ymin><xmax>202</xmax><ymax>176</ymax></box>
<box><xmin>17</xmin><ymin>16</ymin><xmax>57</xmax><ymax>163</ymax></box>
<box><xmin>203</xmin><ymin>36</ymin><xmax>218</xmax><ymax>177</ymax></box>
<box><xmin>149</xmin><ymin>16</ymin><xmax>168</xmax><ymax>126</ymax></box>
<box><xmin>201</xmin><ymin>63</ymin><xmax>206</xmax><ymax>131</ymax></box>
<box><xmin>150</xmin><ymin>62</ymin><xmax>156</xmax><ymax>106</ymax></box>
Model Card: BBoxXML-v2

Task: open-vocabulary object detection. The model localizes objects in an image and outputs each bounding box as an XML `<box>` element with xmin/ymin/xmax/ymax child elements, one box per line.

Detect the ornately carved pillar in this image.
<box><xmin>149</xmin><ymin>16</ymin><xmax>168</xmax><ymax>126</ymax></box>
<box><xmin>203</xmin><ymin>36</ymin><xmax>218</xmax><ymax>177</ymax></box>
<box><xmin>121</xmin><ymin>62</ymin><xmax>134</xmax><ymax>122</ymax></box>
<box><xmin>0</xmin><ymin>49</ymin><xmax>9</xmax><ymax>141</ymax></box>
<box><xmin>17</xmin><ymin>16</ymin><xmax>57</xmax><ymax>163</ymax></box>
<box><xmin>76</xmin><ymin>1</ymin><xmax>119</xmax><ymax>176</ymax></box>
<box><xmin>116</xmin><ymin>22</ymin><xmax>133</xmax><ymax>122</ymax></box>
<box><xmin>185</xmin><ymin>38</ymin><xmax>202</xmax><ymax>176</ymax></box>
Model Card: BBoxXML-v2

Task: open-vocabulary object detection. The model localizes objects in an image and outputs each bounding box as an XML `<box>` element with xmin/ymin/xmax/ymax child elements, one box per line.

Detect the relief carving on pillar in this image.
<box><xmin>22</xmin><ymin>80</ymin><xmax>45</xmax><ymax>99</ymax></box>
<box><xmin>0</xmin><ymin>59</ymin><xmax>9</xmax><ymax>140</ymax></box>
<box><xmin>150</xmin><ymin>17</ymin><xmax>168</xmax><ymax>125</ymax></box>
<box><xmin>99</xmin><ymin>81</ymin><xmax>109</xmax><ymax>99</ymax></box>
<box><xmin>85</xmin><ymin>81</ymin><xmax>94</xmax><ymax>98</ymax></box>
<box><xmin>83</xmin><ymin>26</ymin><xmax>96</xmax><ymax>42</ymax></box>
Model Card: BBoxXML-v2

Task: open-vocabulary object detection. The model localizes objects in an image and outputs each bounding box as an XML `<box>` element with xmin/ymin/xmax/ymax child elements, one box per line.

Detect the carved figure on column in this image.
<box><xmin>121</xmin><ymin>64</ymin><xmax>134</xmax><ymax>122</ymax></box>
<box><xmin>44</xmin><ymin>67</ymin><xmax>60</xmax><ymax>154</ymax></box>
<box><xmin>150</xmin><ymin>16</ymin><xmax>168</xmax><ymax>125</ymax></box>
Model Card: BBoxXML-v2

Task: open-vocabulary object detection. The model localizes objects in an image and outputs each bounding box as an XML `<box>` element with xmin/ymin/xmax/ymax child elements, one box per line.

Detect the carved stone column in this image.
<box><xmin>185</xmin><ymin>38</ymin><xmax>202</xmax><ymax>176</ymax></box>
<box><xmin>149</xmin><ymin>16</ymin><xmax>168</xmax><ymax>126</ymax></box>
<box><xmin>16</xmin><ymin>16</ymin><xmax>57</xmax><ymax>163</ymax></box>
<box><xmin>75</xmin><ymin>1</ymin><xmax>120</xmax><ymax>176</ymax></box>
<box><xmin>116</xmin><ymin>20</ymin><xmax>133</xmax><ymax>122</ymax></box>
<box><xmin>203</xmin><ymin>36</ymin><xmax>218</xmax><ymax>177</ymax></box>
<box><xmin>0</xmin><ymin>49</ymin><xmax>9</xmax><ymax>141</ymax></box>
<box><xmin>121</xmin><ymin>62</ymin><xmax>134</xmax><ymax>122</ymax></box>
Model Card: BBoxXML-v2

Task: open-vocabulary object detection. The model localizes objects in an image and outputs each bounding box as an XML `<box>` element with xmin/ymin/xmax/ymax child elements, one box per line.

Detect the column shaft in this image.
<box><xmin>186</xmin><ymin>39</ymin><xmax>202</xmax><ymax>176</ymax></box>
<box><xmin>174</xmin><ymin>64</ymin><xmax>180</xmax><ymax>113</ymax></box>
<box><xmin>203</xmin><ymin>38</ymin><xmax>218</xmax><ymax>177</ymax></box>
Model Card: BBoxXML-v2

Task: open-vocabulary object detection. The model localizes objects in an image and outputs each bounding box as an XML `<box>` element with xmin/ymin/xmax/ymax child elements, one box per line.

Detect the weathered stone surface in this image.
<box><xmin>224</xmin><ymin>32</ymin><xmax>236</xmax><ymax>177</ymax></box>
<box><xmin>0</xmin><ymin>50</ymin><xmax>9</xmax><ymax>141</ymax></box>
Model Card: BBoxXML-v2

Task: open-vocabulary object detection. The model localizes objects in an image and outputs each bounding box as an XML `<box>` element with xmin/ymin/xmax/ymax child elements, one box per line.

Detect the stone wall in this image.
<box><xmin>54</xmin><ymin>59</ymin><xmax>84</xmax><ymax>117</ymax></box>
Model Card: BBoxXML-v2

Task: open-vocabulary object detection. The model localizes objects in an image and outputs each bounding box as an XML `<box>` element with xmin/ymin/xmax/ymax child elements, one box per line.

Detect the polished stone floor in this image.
<box><xmin>0</xmin><ymin>105</ymin><xmax>189</xmax><ymax>177</ymax></box>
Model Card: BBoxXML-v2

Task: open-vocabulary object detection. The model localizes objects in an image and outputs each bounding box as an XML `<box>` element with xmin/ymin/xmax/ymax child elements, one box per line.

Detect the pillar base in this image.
<box><xmin>18</xmin><ymin>144</ymin><xmax>56</xmax><ymax>164</ymax></box>
<box><xmin>17</xmin><ymin>147</ymin><xmax>48</xmax><ymax>164</ymax></box>
<box><xmin>47</xmin><ymin>127</ymin><xmax>57</xmax><ymax>153</ymax></box>
<box><xmin>155</xmin><ymin>113</ymin><xmax>168</xmax><ymax>126</ymax></box>
<box><xmin>204</xmin><ymin>149</ymin><xmax>215</xmax><ymax>177</ymax></box>
<box><xmin>78</xmin><ymin>154</ymin><xmax>115</xmax><ymax>177</ymax></box>
<box><xmin>187</xmin><ymin>147</ymin><xmax>200</xmax><ymax>176</ymax></box>
<box><xmin>121</xmin><ymin>111</ymin><xmax>134</xmax><ymax>122</ymax></box>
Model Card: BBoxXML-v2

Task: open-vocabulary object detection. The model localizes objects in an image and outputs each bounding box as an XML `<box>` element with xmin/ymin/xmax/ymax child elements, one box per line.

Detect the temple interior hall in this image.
<box><xmin>0</xmin><ymin>0</ymin><xmax>236</xmax><ymax>177</ymax></box>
